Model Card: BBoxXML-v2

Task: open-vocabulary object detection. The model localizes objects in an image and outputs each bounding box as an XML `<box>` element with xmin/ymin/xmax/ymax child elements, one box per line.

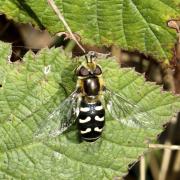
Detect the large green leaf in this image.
<box><xmin>0</xmin><ymin>0</ymin><xmax>179</xmax><ymax>62</ymax></box>
<box><xmin>0</xmin><ymin>41</ymin><xmax>179</xmax><ymax>179</ymax></box>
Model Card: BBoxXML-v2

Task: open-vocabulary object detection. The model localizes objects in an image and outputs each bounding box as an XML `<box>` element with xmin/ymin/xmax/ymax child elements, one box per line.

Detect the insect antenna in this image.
<box><xmin>85</xmin><ymin>51</ymin><xmax>97</xmax><ymax>63</ymax></box>
<box><xmin>85</xmin><ymin>54</ymin><xmax>89</xmax><ymax>63</ymax></box>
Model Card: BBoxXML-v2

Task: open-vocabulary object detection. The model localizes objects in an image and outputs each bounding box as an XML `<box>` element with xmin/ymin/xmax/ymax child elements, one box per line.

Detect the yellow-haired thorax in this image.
<box><xmin>82</xmin><ymin>60</ymin><xmax>96</xmax><ymax>74</ymax></box>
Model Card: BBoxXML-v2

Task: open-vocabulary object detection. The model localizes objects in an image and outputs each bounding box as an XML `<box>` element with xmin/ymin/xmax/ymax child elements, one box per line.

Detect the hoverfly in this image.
<box><xmin>35</xmin><ymin>51</ymin><xmax>151</xmax><ymax>142</ymax></box>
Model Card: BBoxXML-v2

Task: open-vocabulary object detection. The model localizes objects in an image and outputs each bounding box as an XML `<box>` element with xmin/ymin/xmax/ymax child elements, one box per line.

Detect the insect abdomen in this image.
<box><xmin>78</xmin><ymin>100</ymin><xmax>105</xmax><ymax>142</ymax></box>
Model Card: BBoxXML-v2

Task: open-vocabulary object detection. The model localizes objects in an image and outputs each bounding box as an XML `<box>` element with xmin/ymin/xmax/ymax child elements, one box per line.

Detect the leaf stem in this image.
<box><xmin>47</xmin><ymin>0</ymin><xmax>86</xmax><ymax>53</ymax></box>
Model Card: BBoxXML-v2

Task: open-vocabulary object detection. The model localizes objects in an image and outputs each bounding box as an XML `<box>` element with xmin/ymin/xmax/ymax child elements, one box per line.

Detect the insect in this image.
<box><xmin>36</xmin><ymin>51</ymin><xmax>151</xmax><ymax>142</ymax></box>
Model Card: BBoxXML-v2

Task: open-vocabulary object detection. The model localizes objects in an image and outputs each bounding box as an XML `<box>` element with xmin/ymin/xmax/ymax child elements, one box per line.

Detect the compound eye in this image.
<box><xmin>78</xmin><ymin>66</ymin><xmax>89</xmax><ymax>76</ymax></box>
<box><xmin>94</xmin><ymin>65</ymin><xmax>102</xmax><ymax>75</ymax></box>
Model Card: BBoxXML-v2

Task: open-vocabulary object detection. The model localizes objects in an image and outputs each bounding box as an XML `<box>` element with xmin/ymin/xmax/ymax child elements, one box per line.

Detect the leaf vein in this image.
<box><xmin>130</xmin><ymin>0</ymin><xmax>167</xmax><ymax>58</ymax></box>
<box><xmin>45</xmin><ymin>144</ymin><xmax>120</xmax><ymax>172</ymax></box>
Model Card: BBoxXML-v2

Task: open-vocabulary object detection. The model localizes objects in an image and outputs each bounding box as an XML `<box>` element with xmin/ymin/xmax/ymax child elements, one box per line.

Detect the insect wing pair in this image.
<box><xmin>35</xmin><ymin>87</ymin><xmax>151</xmax><ymax>140</ymax></box>
<box><xmin>35</xmin><ymin>51</ymin><xmax>153</xmax><ymax>141</ymax></box>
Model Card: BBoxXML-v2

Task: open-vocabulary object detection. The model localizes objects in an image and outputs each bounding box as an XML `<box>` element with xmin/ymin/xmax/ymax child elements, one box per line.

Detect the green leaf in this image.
<box><xmin>0</xmin><ymin>0</ymin><xmax>179</xmax><ymax>62</ymax></box>
<box><xmin>0</xmin><ymin>41</ymin><xmax>179</xmax><ymax>179</ymax></box>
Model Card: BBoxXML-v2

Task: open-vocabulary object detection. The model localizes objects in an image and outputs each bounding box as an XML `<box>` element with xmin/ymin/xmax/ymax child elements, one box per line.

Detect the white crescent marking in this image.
<box><xmin>81</xmin><ymin>128</ymin><xmax>91</xmax><ymax>134</ymax></box>
<box><xmin>80</xmin><ymin>107</ymin><xmax>90</xmax><ymax>112</ymax></box>
<box><xmin>94</xmin><ymin>127</ymin><xmax>103</xmax><ymax>132</ymax></box>
<box><xmin>95</xmin><ymin>116</ymin><xmax>104</xmax><ymax>121</ymax></box>
<box><xmin>79</xmin><ymin>116</ymin><xmax>91</xmax><ymax>123</ymax></box>
<box><xmin>95</xmin><ymin>106</ymin><xmax>103</xmax><ymax>111</ymax></box>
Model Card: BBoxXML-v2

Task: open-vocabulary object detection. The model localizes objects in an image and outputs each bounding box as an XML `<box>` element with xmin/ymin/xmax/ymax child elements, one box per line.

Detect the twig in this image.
<box><xmin>173</xmin><ymin>151</ymin><xmax>180</xmax><ymax>173</ymax></box>
<box><xmin>149</xmin><ymin>152</ymin><xmax>159</xmax><ymax>180</ymax></box>
<box><xmin>158</xmin><ymin>117</ymin><xmax>177</xmax><ymax>180</ymax></box>
<box><xmin>149</xmin><ymin>144</ymin><xmax>180</xmax><ymax>150</ymax></box>
<box><xmin>159</xmin><ymin>142</ymin><xmax>172</xmax><ymax>180</ymax></box>
<box><xmin>140</xmin><ymin>155</ymin><xmax>146</xmax><ymax>180</ymax></box>
<box><xmin>47</xmin><ymin>0</ymin><xmax>86</xmax><ymax>53</ymax></box>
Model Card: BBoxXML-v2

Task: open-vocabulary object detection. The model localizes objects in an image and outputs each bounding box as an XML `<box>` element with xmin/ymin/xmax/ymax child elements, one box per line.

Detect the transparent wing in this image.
<box><xmin>35</xmin><ymin>91</ymin><xmax>79</xmax><ymax>139</ymax></box>
<box><xmin>104</xmin><ymin>89</ymin><xmax>154</xmax><ymax>128</ymax></box>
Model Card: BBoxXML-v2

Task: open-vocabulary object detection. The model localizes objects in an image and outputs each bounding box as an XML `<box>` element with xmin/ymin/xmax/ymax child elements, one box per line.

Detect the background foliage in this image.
<box><xmin>0</xmin><ymin>0</ymin><xmax>180</xmax><ymax>62</ymax></box>
<box><xmin>0</xmin><ymin>41</ymin><xmax>179</xmax><ymax>179</ymax></box>
<box><xmin>0</xmin><ymin>0</ymin><xmax>180</xmax><ymax>179</ymax></box>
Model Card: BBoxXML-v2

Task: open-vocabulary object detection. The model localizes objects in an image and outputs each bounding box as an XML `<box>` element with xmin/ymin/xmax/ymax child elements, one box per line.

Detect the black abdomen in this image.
<box><xmin>78</xmin><ymin>100</ymin><xmax>105</xmax><ymax>142</ymax></box>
